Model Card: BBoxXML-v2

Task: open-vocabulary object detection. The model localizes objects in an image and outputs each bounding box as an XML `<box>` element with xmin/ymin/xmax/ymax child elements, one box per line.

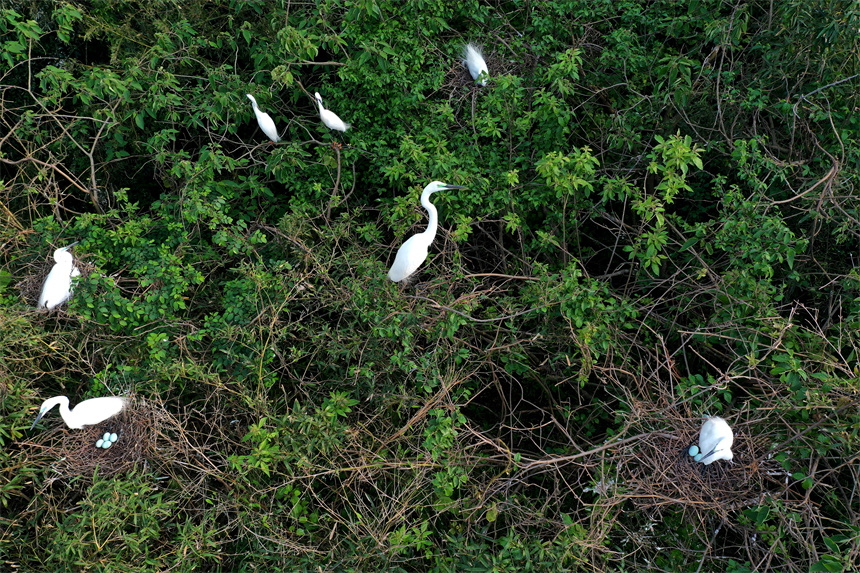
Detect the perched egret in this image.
<box><xmin>387</xmin><ymin>181</ymin><xmax>467</xmax><ymax>283</ymax></box>
<box><xmin>462</xmin><ymin>43</ymin><xmax>489</xmax><ymax>86</ymax></box>
<box><xmin>38</xmin><ymin>242</ymin><xmax>80</xmax><ymax>310</ymax></box>
<box><xmin>696</xmin><ymin>416</ymin><xmax>734</xmax><ymax>465</ymax></box>
<box><xmin>314</xmin><ymin>92</ymin><xmax>350</xmax><ymax>132</ymax></box>
<box><xmin>246</xmin><ymin>94</ymin><xmax>280</xmax><ymax>143</ymax></box>
<box><xmin>30</xmin><ymin>396</ymin><xmax>127</xmax><ymax>430</ymax></box>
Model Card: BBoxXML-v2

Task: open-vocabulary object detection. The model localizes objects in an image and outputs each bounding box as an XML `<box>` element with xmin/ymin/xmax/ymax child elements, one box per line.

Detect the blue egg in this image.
<box><xmin>102</xmin><ymin>441</ymin><xmax>112</xmax><ymax>449</ymax></box>
<box><xmin>688</xmin><ymin>445</ymin><xmax>699</xmax><ymax>456</ymax></box>
<box><xmin>109</xmin><ymin>433</ymin><xmax>118</xmax><ymax>443</ymax></box>
<box><xmin>96</xmin><ymin>439</ymin><xmax>104</xmax><ymax>448</ymax></box>
<box><xmin>694</xmin><ymin>453</ymin><xmax>703</xmax><ymax>462</ymax></box>
<box><xmin>103</xmin><ymin>432</ymin><xmax>111</xmax><ymax>441</ymax></box>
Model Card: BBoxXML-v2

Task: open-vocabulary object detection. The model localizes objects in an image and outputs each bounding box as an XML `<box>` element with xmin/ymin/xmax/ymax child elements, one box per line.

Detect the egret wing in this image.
<box><xmin>72</xmin><ymin>397</ymin><xmax>126</xmax><ymax>427</ymax></box>
<box><xmin>39</xmin><ymin>265</ymin><xmax>74</xmax><ymax>309</ymax></box>
<box><xmin>388</xmin><ymin>235</ymin><xmax>430</xmax><ymax>282</ymax></box>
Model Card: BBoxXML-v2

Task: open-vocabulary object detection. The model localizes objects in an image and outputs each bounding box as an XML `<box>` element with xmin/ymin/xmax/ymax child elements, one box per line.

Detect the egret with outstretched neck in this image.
<box><xmin>690</xmin><ymin>416</ymin><xmax>734</xmax><ymax>465</ymax></box>
<box><xmin>387</xmin><ymin>181</ymin><xmax>467</xmax><ymax>283</ymax></box>
<box><xmin>38</xmin><ymin>242</ymin><xmax>80</xmax><ymax>310</ymax></box>
<box><xmin>463</xmin><ymin>43</ymin><xmax>489</xmax><ymax>86</ymax></box>
<box><xmin>246</xmin><ymin>94</ymin><xmax>280</xmax><ymax>143</ymax></box>
<box><xmin>30</xmin><ymin>396</ymin><xmax>127</xmax><ymax>430</ymax></box>
<box><xmin>314</xmin><ymin>92</ymin><xmax>350</xmax><ymax>132</ymax></box>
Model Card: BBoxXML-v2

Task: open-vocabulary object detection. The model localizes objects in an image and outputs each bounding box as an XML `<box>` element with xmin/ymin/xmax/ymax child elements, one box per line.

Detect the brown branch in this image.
<box><xmin>462</xmin><ymin>273</ymin><xmax>540</xmax><ymax>281</ymax></box>
<box><xmin>0</xmin><ymin>156</ymin><xmax>93</xmax><ymax>200</ymax></box>
<box><xmin>405</xmin><ymin>294</ymin><xmax>553</xmax><ymax>323</ymax></box>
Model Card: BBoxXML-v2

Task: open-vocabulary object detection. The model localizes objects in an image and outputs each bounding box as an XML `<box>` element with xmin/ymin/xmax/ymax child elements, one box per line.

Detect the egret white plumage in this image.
<box><xmin>314</xmin><ymin>92</ymin><xmax>350</xmax><ymax>132</ymax></box>
<box><xmin>246</xmin><ymin>94</ymin><xmax>280</xmax><ymax>143</ymax></box>
<box><xmin>30</xmin><ymin>395</ymin><xmax>127</xmax><ymax>430</ymax></box>
<box><xmin>462</xmin><ymin>43</ymin><xmax>489</xmax><ymax>86</ymax></box>
<box><xmin>38</xmin><ymin>242</ymin><xmax>80</xmax><ymax>310</ymax></box>
<box><xmin>694</xmin><ymin>416</ymin><xmax>734</xmax><ymax>465</ymax></box>
<box><xmin>387</xmin><ymin>181</ymin><xmax>467</xmax><ymax>283</ymax></box>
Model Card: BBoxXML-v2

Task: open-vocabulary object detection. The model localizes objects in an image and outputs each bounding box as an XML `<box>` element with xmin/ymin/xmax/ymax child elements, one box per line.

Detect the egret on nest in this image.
<box><xmin>387</xmin><ymin>181</ymin><xmax>467</xmax><ymax>283</ymax></box>
<box><xmin>462</xmin><ymin>43</ymin><xmax>489</xmax><ymax>86</ymax></box>
<box><xmin>246</xmin><ymin>94</ymin><xmax>280</xmax><ymax>143</ymax></box>
<box><xmin>314</xmin><ymin>92</ymin><xmax>350</xmax><ymax>132</ymax></box>
<box><xmin>38</xmin><ymin>242</ymin><xmax>80</xmax><ymax>310</ymax></box>
<box><xmin>30</xmin><ymin>396</ymin><xmax>127</xmax><ymax>430</ymax></box>
<box><xmin>688</xmin><ymin>416</ymin><xmax>734</xmax><ymax>465</ymax></box>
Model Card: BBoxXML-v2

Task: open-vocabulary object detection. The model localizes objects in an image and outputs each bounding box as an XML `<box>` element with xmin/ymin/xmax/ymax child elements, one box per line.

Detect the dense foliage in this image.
<box><xmin>2</xmin><ymin>0</ymin><xmax>859</xmax><ymax>570</ymax></box>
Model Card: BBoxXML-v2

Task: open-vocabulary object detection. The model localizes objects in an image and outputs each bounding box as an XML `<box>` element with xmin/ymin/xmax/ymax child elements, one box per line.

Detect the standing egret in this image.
<box><xmin>314</xmin><ymin>92</ymin><xmax>350</xmax><ymax>132</ymax></box>
<box><xmin>695</xmin><ymin>416</ymin><xmax>734</xmax><ymax>465</ymax></box>
<box><xmin>38</xmin><ymin>242</ymin><xmax>80</xmax><ymax>310</ymax></box>
<box><xmin>462</xmin><ymin>43</ymin><xmax>489</xmax><ymax>86</ymax></box>
<box><xmin>246</xmin><ymin>94</ymin><xmax>280</xmax><ymax>143</ymax></box>
<box><xmin>30</xmin><ymin>396</ymin><xmax>127</xmax><ymax>430</ymax></box>
<box><xmin>387</xmin><ymin>181</ymin><xmax>467</xmax><ymax>283</ymax></box>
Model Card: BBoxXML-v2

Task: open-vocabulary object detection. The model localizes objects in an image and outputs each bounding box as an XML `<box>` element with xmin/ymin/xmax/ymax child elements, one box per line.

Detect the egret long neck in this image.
<box><xmin>54</xmin><ymin>396</ymin><xmax>72</xmax><ymax>425</ymax></box>
<box><xmin>421</xmin><ymin>192</ymin><xmax>438</xmax><ymax>239</ymax></box>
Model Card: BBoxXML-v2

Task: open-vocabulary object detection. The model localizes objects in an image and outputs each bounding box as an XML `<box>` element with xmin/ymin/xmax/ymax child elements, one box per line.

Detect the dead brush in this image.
<box><xmin>610</xmin><ymin>404</ymin><xmax>779</xmax><ymax>520</ymax></box>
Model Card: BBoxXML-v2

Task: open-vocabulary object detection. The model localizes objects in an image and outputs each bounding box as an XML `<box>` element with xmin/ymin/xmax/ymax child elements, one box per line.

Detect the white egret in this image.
<box><xmin>314</xmin><ymin>92</ymin><xmax>350</xmax><ymax>132</ymax></box>
<box><xmin>462</xmin><ymin>43</ymin><xmax>489</xmax><ymax>86</ymax></box>
<box><xmin>695</xmin><ymin>416</ymin><xmax>734</xmax><ymax>465</ymax></box>
<box><xmin>387</xmin><ymin>181</ymin><xmax>467</xmax><ymax>283</ymax></box>
<box><xmin>246</xmin><ymin>94</ymin><xmax>280</xmax><ymax>143</ymax></box>
<box><xmin>30</xmin><ymin>396</ymin><xmax>127</xmax><ymax>430</ymax></box>
<box><xmin>38</xmin><ymin>242</ymin><xmax>80</xmax><ymax>310</ymax></box>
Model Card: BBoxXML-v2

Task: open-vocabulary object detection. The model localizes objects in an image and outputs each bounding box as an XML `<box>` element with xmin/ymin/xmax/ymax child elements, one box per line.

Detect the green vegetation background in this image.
<box><xmin>1</xmin><ymin>0</ymin><xmax>859</xmax><ymax>571</ymax></box>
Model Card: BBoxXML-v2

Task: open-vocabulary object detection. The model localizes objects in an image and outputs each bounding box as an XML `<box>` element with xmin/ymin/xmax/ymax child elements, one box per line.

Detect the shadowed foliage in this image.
<box><xmin>1</xmin><ymin>0</ymin><xmax>859</xmax><ymax>571</ymax></box>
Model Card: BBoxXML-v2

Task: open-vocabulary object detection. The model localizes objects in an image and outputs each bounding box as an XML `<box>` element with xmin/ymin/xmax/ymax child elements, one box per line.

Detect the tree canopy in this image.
<box><xmin>1</xmin><ymin>0</ymin><xmax>859</xmax><ymax>571</ymax></box>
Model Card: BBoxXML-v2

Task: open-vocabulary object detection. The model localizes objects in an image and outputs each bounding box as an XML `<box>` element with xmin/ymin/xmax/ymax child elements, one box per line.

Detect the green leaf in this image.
<box><xmin>810</xmin><ymin>556</ymin><xmax>843</xmax><ymax>573</ymax></box>
<box><xmin>680</xmin><ymin>237</ymin><xmax>698</xmax><ymax>251</ymax></box>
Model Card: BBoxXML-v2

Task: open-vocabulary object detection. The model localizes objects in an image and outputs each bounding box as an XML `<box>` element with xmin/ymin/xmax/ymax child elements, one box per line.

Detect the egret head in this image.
<box><xmin>422</xmin><ymin>181</ymin><xmax>467</xmax><ymax>199</ymax></box>
<box><xmin>30</xmin><ymin>396</ymin><xmax>67</xmax><ymax>429</ymax></box>
<box><xmin>53</xmin><ymin>242</ymin><xmax>78</xmax><ymax>264</ymax></box>
<box><xmin>315</xmin><ymin>92</ymin><xmax>324</xmax><ymax>107</ymax></box>
<box><xmin>699</xmin><ymin>438</ymin><xmax>734</xmax><ymax>464</ymax></box>
<box><xmin>246</xmin><ymin>93</ymin><xmax>257</xmax><ymax>105</ymax></box>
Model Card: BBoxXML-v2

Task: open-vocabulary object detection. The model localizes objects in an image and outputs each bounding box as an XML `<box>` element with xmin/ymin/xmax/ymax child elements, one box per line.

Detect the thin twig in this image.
<box><xmin>405</xmin><ymin>294</ymin><xmax>552</xmax><ymax>323</ymax></box>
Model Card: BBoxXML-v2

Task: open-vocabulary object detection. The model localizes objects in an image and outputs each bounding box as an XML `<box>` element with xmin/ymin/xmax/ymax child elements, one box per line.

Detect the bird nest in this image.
<box><xmin>598</xmin><ymin>399</ymin><xmax>791</xmax><ymax>523</ymax></box>
<box><xmin>26</xmin><ymin>395</ymin><xmax>188</xmax><ymax>483</ymax></box>
<box><xmin>443</xmin><ymin>43</ymin><xmax>519</xmax><ymax>92</ymax></box>
<box><xmin>16</xmin><ymin>255</ymin><xmax>96</xmax><ymax>309</ymax></box>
